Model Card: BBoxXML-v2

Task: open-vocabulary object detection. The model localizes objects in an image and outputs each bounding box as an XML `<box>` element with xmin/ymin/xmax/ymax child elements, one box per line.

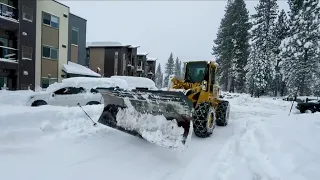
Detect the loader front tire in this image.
<box><xmin>215</xmin><ymin>101</ymin><xmax>230</xmax><ymax>126</ymax></box>
<box><xmin>192</xmin><ymin>102</ymin><xmax>216</xmax><ymax>138</ymax></box>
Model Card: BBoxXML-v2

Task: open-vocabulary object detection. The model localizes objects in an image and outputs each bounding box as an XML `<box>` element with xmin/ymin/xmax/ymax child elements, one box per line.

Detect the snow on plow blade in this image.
<box><xmin>97</xmin><ymin>88</ymin><xmax>193</xmax><ymax>149</ymax></box>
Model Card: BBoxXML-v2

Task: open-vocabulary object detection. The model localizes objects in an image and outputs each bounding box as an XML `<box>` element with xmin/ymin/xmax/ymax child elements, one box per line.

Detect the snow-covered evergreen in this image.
<box><xmin>280</xmin><ymin>0</ymin><xmax>320</xmax><ymax>96</ymax></box>
<box><xmin>163</xmin><ymin>53</ymin><xmax>175</xmax><ymax>88</ymax></box>
<box><xmin>181</xmin><ymin>61</ymin><xmax>186</xmax><ymax>79</ymax></box>
<box><xmin>272</xmin><ymin>9</ymin><xmax>290</xmax><ymax>96</ymax></box>
<box><xmin>155</xmin><ymin>63</ymin><xmax>163</xmax><ymax>89</ymax></box>
<box><xmin>212</xmin><ymin>0</ymin><xmax>234</xmax><ymax>91</ymax></box>
<box><xmin>174</xmin><ymin>57</ymin><xmax>182</xmax><ymax>79</ymax></box>
<box><xmin>246</xmin><ymin>0</ymin><xmax>279</xmax><ymax>97</ymax></box>
<box><xmin>213</xmin><ymin>0</ymin><xmax>250</xmax><ymax>93</ymax></box>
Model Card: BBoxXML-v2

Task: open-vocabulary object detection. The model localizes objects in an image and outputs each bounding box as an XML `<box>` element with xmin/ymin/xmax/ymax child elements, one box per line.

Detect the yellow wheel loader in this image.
<box><xmin>168</xmin><ymin>60</ymin><xmax>230</xmax><ymax>138</ymax></box>
<box><xmin>95</xmin><ymin>60</ymin><xmax>230</xmax><ymax>149</ymax></box>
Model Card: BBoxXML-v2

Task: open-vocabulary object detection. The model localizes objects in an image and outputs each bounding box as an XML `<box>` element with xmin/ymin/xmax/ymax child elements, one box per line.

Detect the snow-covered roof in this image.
<box><xmin>62</xmin><ymin>61</ymin><xmax>101</xmax><ymax>77</ymax></box>
<box><xmin>137</xmin><ymin>52</ymin><xmax>149</xmax><ymax>56</ymax></box>
<box><xmin>129</xmin><ymin>45</ymin><xmax>140</xmax><ymax>48</ymax></box>
<box><xmin>86</xmin><ymin>41</ymin><xmax>130</xmax><ymax>48</ymax></box>
<box><xmin>147</xmin><ymin>57</ymin><xmax>157</xmax><ymax>61</ymax></box>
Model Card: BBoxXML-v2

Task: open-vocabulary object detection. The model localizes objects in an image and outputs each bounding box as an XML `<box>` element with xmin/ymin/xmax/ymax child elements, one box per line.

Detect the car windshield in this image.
<box><xmin>185</xmin><ymin>62</ymin><xmax>207</xmax><ymax>83</ymax></box>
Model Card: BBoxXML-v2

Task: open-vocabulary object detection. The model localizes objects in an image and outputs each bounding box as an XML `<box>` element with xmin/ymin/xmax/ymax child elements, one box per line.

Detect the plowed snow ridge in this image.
<box><xmin>0</xmin><ymin>91</ymin><xmax>320</xmax><ymax>180</ymax></box>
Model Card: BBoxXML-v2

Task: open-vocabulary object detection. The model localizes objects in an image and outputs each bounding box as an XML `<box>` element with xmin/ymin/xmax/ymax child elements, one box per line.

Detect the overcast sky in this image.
<box><xmin>60</xmin><ymin>0</ymin><xmax>289</xmax><ymax>69</ymax></box>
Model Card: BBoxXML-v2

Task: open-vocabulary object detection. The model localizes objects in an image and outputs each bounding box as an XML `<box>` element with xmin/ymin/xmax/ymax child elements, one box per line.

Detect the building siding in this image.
<box><xmin>68</xmin><ymin>13</ymin><xmax>87</xmax><ymax>66</ymax></box>
<box><xmin>18</xmin><ymin>0</ymin><xmax>37</xmax><ymax>90</ymax></box>
<box><xmin>88</xmin><ymin>48</ymin><xmax>105</xmax><ymax>76</ymax></box>
<box><xmin>35</xmin><ymin>0</ymin><xmax>69</xmax><ymax>87</ymax></box>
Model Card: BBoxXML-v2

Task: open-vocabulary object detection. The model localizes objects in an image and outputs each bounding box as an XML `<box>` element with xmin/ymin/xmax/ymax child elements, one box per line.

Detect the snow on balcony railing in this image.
<box><xmin>0</xmin><ymin>45</ymin><xmax>18</xmax><ymax>63</ymax></box>
<box><xmin>0</xmin><ymin>2</ymin><xmax>19</xmax><ymax>22</ymax></box>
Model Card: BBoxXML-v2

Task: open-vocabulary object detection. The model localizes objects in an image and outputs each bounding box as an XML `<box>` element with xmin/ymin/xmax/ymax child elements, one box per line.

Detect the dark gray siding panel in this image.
<box><xmin>68</xmin><ymin>13</ymin><xmax>87</xmax><ymax>66</ymax></box>
<box><xmin>18</xmin><ymin>0</ymin><xmax>37</xmax><ymax>90</ymax></box>
<box><xmin>104</xmin><ymin>47</ymin><xmax>119</xmax><ymax>77</ymax></box>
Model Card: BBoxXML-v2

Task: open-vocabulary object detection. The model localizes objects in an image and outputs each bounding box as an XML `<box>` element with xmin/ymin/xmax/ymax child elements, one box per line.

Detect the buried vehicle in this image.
<box><xmin>96</xmin><ymin>61</ymin><xmax>230</xmax><ymax>149</ymax></box>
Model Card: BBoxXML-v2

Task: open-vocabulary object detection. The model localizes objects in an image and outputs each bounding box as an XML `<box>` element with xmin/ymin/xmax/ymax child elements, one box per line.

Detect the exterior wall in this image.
<box><xmin>0</xmin><ymin>0</ymin><xmax>37</xmax><ymax>90</ymax></box>
<box><xmin>136</xmin><ymin>54</ymin><xmax>147</xmax><ymax>77</ymax></box>
<box><xmin>68</xmin><ymin>13</ymin><xmax>86</xmax><ymax>66</ymax></box>
<box><xmin>36</xmin><ymin>0</ymin><xmax>69</xmax><ymax>88</ymax></box>
<box><xmin>119</xmin><ymin>47</ymin><xmax>129</xmax><ymax>76</ymax></box>
<box><xmin>88</xmin><ymin>47</ymin><xmax>105</xmax><ymax>76</ymax></box>
<box><xmin>18</xmin><ymin>0</ymin><xmax>37</xmax><ymax>90</ymax></box>
<box><xmin>104</xmin><ymin>47</ymin><xmax>120</xmax><ymax>77</ymax></box>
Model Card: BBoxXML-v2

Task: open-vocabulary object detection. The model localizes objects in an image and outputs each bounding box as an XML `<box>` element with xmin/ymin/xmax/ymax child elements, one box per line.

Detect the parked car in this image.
<box><xmin>26</xmin><ymin>86</ymin><xmax>103</xmax><ymax>107</ymax></box>
<box><xmin>296</xmin><ymin>99</ymin><xmax>320</xmax><ymax>113</ymax></box>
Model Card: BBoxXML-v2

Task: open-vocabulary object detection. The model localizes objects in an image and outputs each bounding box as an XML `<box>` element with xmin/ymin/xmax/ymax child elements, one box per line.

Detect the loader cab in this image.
<box><xmin>184</xmin><ymin>61</ymin><xmax>217</xmax><ymax>93</ymax></box>
<box><xmin>184</xmin><ymin>61</ymin><xmax>209</xmax><ymax>83</ymax></box>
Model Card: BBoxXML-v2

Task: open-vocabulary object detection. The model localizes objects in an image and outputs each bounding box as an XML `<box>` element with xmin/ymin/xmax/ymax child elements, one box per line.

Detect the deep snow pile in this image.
<box><xmin>0</xmin><ymin>89</ymin><xmax>36</xmax><ymax>105</ymax></box>
<box><xmin>111</xmin><ymin>75</ymin><xmax>158</xmax><ymax>90</ymax></box>
<box><xmin>45</xmin><ymin>77</ymin><xmax>128</xmax><ymax>92</ymax></box>
<box><xmin>0</xmin><ymin>91</ymin><xmax>320</xmax><ymax>180</ymax></box>
<box><xmin>115</xmin><ymin>98</ymin><xmax>191</xmax><ymax>150</ymax></box>
<box><xmin>0</xmin><ymin>104</ymin><xmax>106</xmax><ymax>149</ymax></box>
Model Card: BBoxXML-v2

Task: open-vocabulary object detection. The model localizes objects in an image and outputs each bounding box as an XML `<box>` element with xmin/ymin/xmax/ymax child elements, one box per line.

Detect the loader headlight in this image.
<box><xmin>201</xmin><ymin>80</ymin><xmax>207</xmax><ymax>91</ymax></box>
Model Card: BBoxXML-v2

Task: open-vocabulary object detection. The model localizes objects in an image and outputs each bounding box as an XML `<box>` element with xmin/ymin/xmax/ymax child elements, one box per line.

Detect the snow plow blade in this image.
<box><xmin>96</xmin><ymin>88</ymin><xmax>193</xmax><ymax>149</ymax></box>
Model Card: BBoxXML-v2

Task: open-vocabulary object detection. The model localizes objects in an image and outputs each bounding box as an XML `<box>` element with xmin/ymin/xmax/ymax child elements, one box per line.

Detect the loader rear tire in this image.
<box><xmin>215</xmin><ymin>101</ymin><xmax>230</xmax><ymax>126</ymax></box>
<box><xmin>192</xmin><ymin>102</ymin><xmax>216</xmax><ymax>138</ymax></box>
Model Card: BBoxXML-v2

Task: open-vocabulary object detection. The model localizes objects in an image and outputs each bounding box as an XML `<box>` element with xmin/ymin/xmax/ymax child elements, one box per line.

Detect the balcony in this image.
<box><xmin>137</xmin><ymin>65</ymin><xmax>143</xmax><ymax>71</ymax></box>
<box><xmin>0</xmin><ymin>3</ymin><xmax>19</xmax><ymax>30</ymax></box>
<box><xmin>0</xmin><ymin>45</ymin><xmax>18</xmax><ymax>64</ymax></box>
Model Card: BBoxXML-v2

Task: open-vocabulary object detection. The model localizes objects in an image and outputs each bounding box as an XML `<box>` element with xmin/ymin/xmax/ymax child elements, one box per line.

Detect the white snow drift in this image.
<box><xmin>0</xmin><ymin>90</ymin><xmax>320</xmax><ymax>180</ymax></box>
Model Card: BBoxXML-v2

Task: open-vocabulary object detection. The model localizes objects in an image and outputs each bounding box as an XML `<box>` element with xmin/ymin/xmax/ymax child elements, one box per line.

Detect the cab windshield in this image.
<box><xmin>185</xmin><ymin>62</ymin><xmax>207</xmax><ymax>83</ymax></box>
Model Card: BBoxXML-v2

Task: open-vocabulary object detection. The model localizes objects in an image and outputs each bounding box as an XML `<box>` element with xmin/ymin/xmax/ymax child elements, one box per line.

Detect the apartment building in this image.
<box><xmin>136</xmin><ymin>52</ymin><xmax>148</xmax><ymax>77</ymax></box>
<box><xmin>35</xmin><ymin>0</ymin><xmax>69</xmax><ymax>88</ymax></box>
<box><xmin>145</xmin><ymin>57</ymin><xmax>157</xmax><ymax>81</ymax></box>
<box><xmin>0</xmin><ymin>0</ymin><xmax>89</xmax><ymax>90</ymax></box>
<box><xmin>68</xmin><ymin>13</ymin><xmax>87</xmax><ymax>66</ymax></box>
<box><xmin>0</xmin><ymin>0</ymin><xmax>37</xmax><ymax>90</ymax></box>
<box><xmin>86</xmin><ymin>41</ymin><xmax>139</xmax><ymax>77</ymax></box>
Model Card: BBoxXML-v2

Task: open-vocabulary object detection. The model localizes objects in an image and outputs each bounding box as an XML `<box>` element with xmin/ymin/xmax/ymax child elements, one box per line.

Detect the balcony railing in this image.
<box><xmin>137</xmin><ymin>65</ymin><xmax>143</xmax><ymax>71</ymax></box>
<box><xmin>0</xmin><ymin>45</ymin><xmax>18</xmax><ymax>63</ymax></box>
<box><xmin>0</xmin><ymin>3</ymin><xmax>18</xmax><ymax>21</ymax></box>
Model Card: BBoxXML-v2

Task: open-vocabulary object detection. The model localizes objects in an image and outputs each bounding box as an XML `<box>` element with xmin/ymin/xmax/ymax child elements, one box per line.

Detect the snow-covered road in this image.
<box><xmin>0</xmin><ymin>91</ymin><xmax>319</xmax><ymax>180</ymax></box>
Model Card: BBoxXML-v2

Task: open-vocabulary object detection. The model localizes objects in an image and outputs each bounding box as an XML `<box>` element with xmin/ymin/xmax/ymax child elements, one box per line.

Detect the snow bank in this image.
<box><xmin>0</xmin><ymin>89</ymin><xmax>36</xmax><ymax>105</ymax></box>
<box><xmin>115</xmin><ymin>98</ymin><xmax>190</xmax><ymax>150</ymax></box>
<box><xmin>0</xmin><ymin>104</ymin><xmax>106</xmax><ymax>149</ymax></box>
<box><xmin>111</xmin><ymin>76</ymin><xmax>158</xmax><ymax>90</ymax></box>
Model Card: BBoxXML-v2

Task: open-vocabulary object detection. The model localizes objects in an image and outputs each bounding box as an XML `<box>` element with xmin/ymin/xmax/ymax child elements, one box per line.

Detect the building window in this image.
<box><xmin>22</xmin><ymin>6</ymin><xmax>33</xmax><ymax>22</ymax></box>
<box><xmin>71</xmin><ymin>27</ymin><xmax>79</xmax><ymax>45</ymax></box>
<box><xmin>41</xmin><ymin>77</ymin><xmax>57</xmax><ymax>88</ymax></box>
<box><xmin>43</xmin><ymin>12</ymin><xmax>59</xmax><ymax>29</ymax></box>
<box><xmin>22</xmin><ymin>46</ymin><xmax>32</xmax><ymax>60</ymax></box>
<box><xmin>42</xmin><ymin>45</ymin><xmax>58</xmax><ymax>60</ymax></box>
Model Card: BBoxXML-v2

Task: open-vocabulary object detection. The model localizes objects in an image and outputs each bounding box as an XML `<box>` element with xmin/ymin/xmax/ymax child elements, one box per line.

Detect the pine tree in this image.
<box><xmin>229</xmin><ymin>0</ymin><xmax>251</xmax><ymax>93</ymax></box>
<box><xmin>213</xmin><ymin>0</ymin><xmax>250</xmax><ymax>93</ymax></box>
<box><xmin>163</xmin><ymin>52</ymin><xmax>175</xmax><ymax>88</ymax></box>
<box><xmin>247</xmin><ymin>0</ymin><xmax>279</xmax><ymax>96</ymax></box>
<box><xmin>155</xmin><ymin>63</ymin><xmax>163</xmax><ymax>89</ymax></box>
<box><xmin>174</xmin><ymin>57</ymin><xmax>182</xmax><ymax>78</ymax></box>
<box><xmin>181</xmin><ymin>61</ymin><xmax>186</xmax><ymax>79</ymax></box>
<box><xmin>212</xmin><ymin>0</ymin><xmax>234</xmax><ymax>91</ymax></box>
<box><xmin>272</xmin><ymin>9</ymin><xmax>289</xmax><ymax>96</ymax></box>
<box><xmin>280</xmin><ymin>0</ymin><xmax>320</xmax><ymax>96</ymax></box>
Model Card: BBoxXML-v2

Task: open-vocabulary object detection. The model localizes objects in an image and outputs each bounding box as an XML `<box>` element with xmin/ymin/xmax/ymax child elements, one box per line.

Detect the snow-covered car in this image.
<box><xmin>26</xmin><ymin>86</ymin><xmax>103</xmax><ymax>107</ymax></box>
